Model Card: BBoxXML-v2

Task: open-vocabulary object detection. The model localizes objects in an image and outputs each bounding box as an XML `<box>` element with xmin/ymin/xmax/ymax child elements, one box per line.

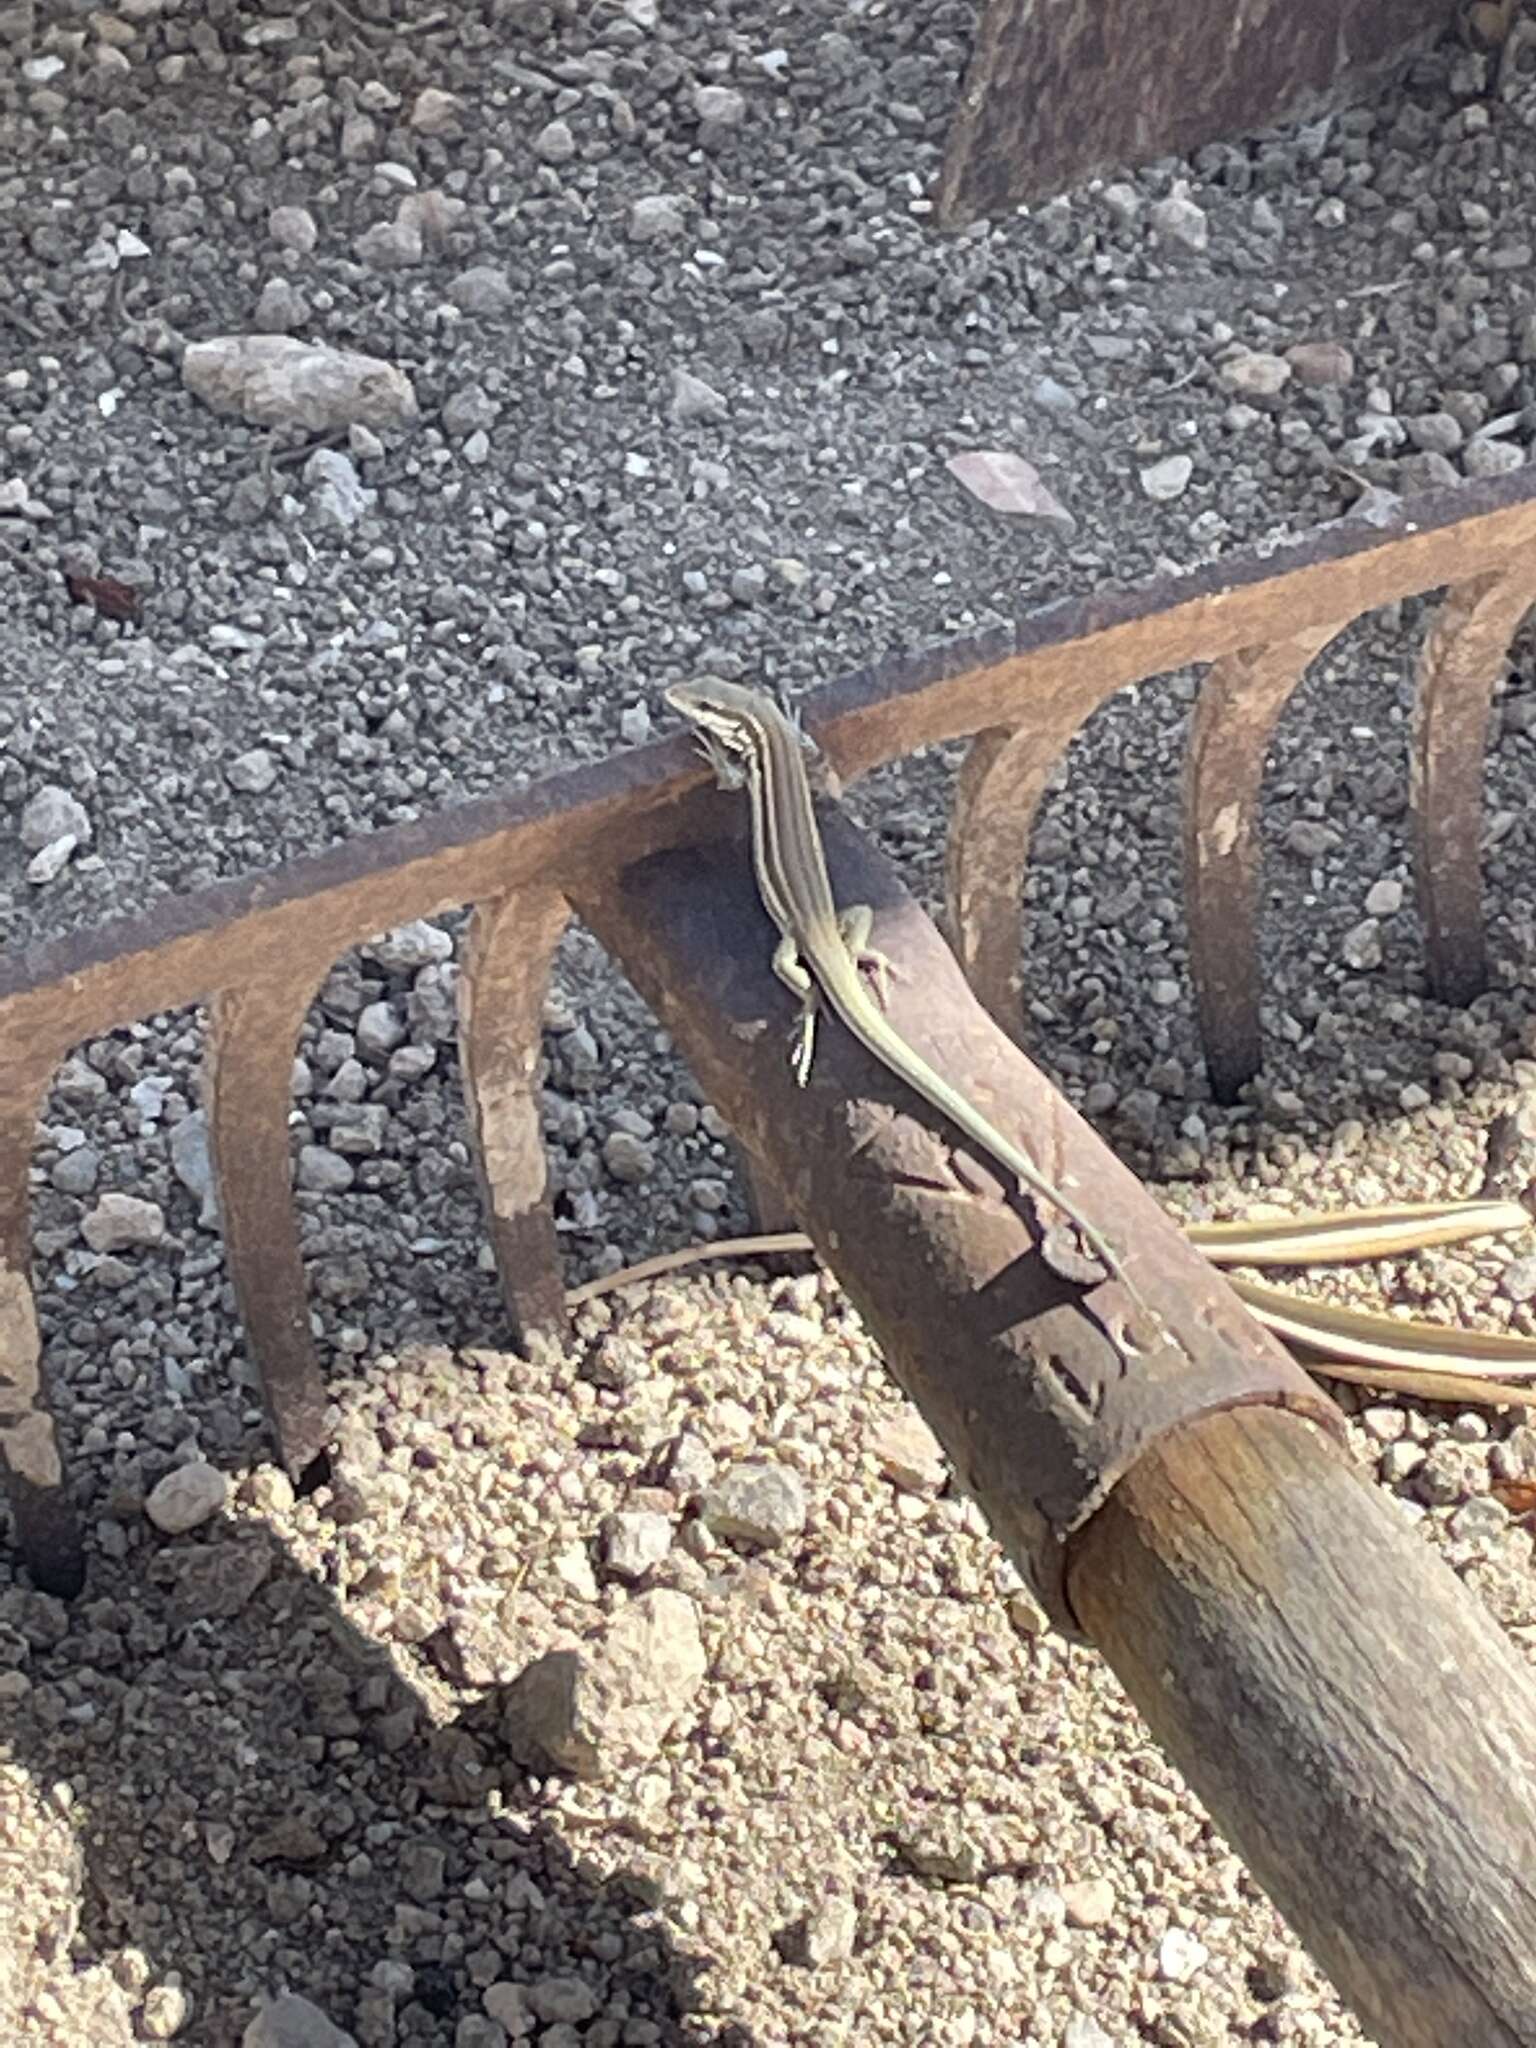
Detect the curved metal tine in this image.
<box><xmin>1184</xmin><ymin>626</ymin><xmax>1343</xmax><ymax>1105</ymax></box>
<box><xmin>1412</xmin><ymin>562</ymin><xmax>1536</xmax><ymax>1009</ymax></box>
<box><xmin>206</xmin><ymin>968</ymin><xmax>335</xmax><ymax>1479</ymax></box>
<box><xmin>459</xmin><ymin>889</ymin><xmax>572</xmax><ymax>1352</ymax></box>
<box><xmin>0</xmin><ymin>1052</ymin><xmax>85</xmax><ymax>1596</ymax></box>
<box><xmin>945</xmin><ymin>707</ymin><xmax>1089</xmax><ymax>1040</ymax></box>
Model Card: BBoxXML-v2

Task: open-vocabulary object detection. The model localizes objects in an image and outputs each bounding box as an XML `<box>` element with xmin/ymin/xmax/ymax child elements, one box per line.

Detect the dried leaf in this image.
<box><xmin>1492</xmin><ymin>1478</ymin><xmax>1536</xmax><ymax>1517</ymax></box>
<box><xmin>1191</xmin><ymin>1197</ymin><xmax>1531</xmax><ymax>1268</ymax></box>
<box><xmin>65</xmin><ymin>570</ymin><xmax>143</xmax><ymax>622</ymax></box>
<box><xmin>1232</xmin><ymin>1274</ymin><xmax>1536</xmax><ymax>1409</ymax></box>
<box><xmin>945</xmin><ymin>450</ymin><xmax>1076</xmax><ymax>533</ymax></box>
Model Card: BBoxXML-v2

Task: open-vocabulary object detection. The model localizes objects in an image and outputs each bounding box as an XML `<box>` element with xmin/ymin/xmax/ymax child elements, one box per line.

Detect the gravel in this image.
<box><xmin>5</xmin><ymin>5</ymin><xmax>1536</xmax><ymax>2045</ymax></box>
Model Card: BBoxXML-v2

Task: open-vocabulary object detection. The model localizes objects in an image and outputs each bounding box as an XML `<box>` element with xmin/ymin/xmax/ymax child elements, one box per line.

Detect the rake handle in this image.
<box><xmin>1071</xmin><ymin>1406</ymin><xmax>1536</xmax><ymax>2045</ymax></box>
<box><xmin>586</xmin><ymin>803</ymin><xmax>1536</xmax><ymax>2048</ymax></box>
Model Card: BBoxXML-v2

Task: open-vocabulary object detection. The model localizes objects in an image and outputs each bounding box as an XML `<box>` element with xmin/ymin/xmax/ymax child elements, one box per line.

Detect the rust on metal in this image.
<box><xmin>578</xmin><ymin>807</ymin><xmax>1345</xmax><ymax>1633</ymax></box>
<box><xmin>938</xmin><ymin>0</ymin><xmax>1449</xmax><ymax>224</ymax></box>
<box><xmin>1184</xmin><ymin>626</ymin><xmax>1344</xmax><ymax>1104</ymax></box>
<box><xmin>4</xmin><ymin>466</ymin><xmax>1536</xmax><ymax>1593</ymax></box>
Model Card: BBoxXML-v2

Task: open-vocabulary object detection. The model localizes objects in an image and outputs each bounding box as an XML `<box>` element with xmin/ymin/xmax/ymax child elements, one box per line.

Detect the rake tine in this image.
<box><xmin>1411</xmin><ymin>561</ymin><xmax>1536</xmax><ymax>1009</ymax></box>
<box><xmin>458</xmin><ymin>889</ymin><xmax>573</xmax><ymax>1352</ymax></box>
<box><xmin>1183</xmin><ymin>627</ymin><xmax>1341</xmax><ymax>1104</ymax></box>
<box><xmin>0</xmin><ymin>1052</ymin><xmax>85</xmax><ymax>1597</ymax></box>
<box><xmin>206</xmin><ymin>972</ymin><xmax>335</xmax><ymax>1478</ymax></box>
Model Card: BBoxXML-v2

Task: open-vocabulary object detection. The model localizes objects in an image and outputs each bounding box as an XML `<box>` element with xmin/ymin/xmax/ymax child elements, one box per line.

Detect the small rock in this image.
<box><xmin>603</xmin><ymin>1130</ymin><xmax>655</xmax><ymax>1184</ymax></box>
<box><xmin>399</xmin><ymin>190</ymin><xmax>466</xmax><ymax>248</ymax></box>
<box><xmin>1100</xmin><ymin>182</ymin><xmax>1140</xmax><ymax>228</ymax></box>
<box><xmin>534</xmin><ymin>117</ymin><xmax>576</xmax><ymax>164</ymax></box>
<box><xmin>268</xmin><ymin>205</ymin><xmax>318</xmax><ymax>255</ymax></box>
<box><xmin>1465</xmin><ymin>438</ymin><xmax>1525</xmax><ymax>479</ymax></box>
<box><xmin>242</xmin><ymin>1466</ymin><xmax>296</xmax><ymax>1515</ymax></box>
<box><xmin>1158</xmin><ymin>1929</ymin><xmax>1209</xmax><ymax>1983</ymax></box>
<box><xmin>410</xmin><ymin>86</ymin><xmax>460</xmax><ymax>134</ymax></box>
<box><xmin>1340</xmin><ymin>918</ymin><xmax>1383</xmax><ymax>972</ymax></box>
<box><xmin>1064</xmin><ymin>2022</ymin><xmax>1116</xmax><ymax>2048</ymax></box>
<box><xmin>243</xmin><ymin>1993</ymin><xmax>358</xmax><ymax>2048</ymax></box>
<box><xmin>51</xmin><ymin>1146</ymin><xmax>100</xmax><ymax>1196</ymax></box>
<box><xmin>782</xmin><ymin>1896</ymin><xmax>858</xmax><ymax>1968</ymax></box>
<box><xmin>1450</xmin><ymin>1495</ymin><xmax>1509</xmax><ymax>1545</ymax></box>
<box><xmin>482</xmin><ymin>1984</ymin><xmax>532</xmax><ymax>2031</ymax></box>
<box><xmin>145</xmin><ymin>1461</ymin><xmax>228</xmax><ymax>1535</ymax></box>
<box><xmin>338</xmin><ymin>110</ymin><xmax>377</xmax><ymax>160</ymax></box>
<box><xmin>27</xmin><ymin>837</ymin><xmax>77</xmax><ymax>885</ymax></box>
<box><xmin>1286</xmin><ymin>340</ymin><xmax>1354</xmax><ymax>388</ymax></box>
<box><xmin>870</xmin><ymin>1410</ymin><xmax>948</xmax><ymax>1495</ymax></box>
<box><xmin>400</xmin><ymin>1839</ymin><xmax>447</xmax><ymax>1902</ymax></box>
<box><xmin>356</xmin><ymin>218</ymin><xmax>423</xmax><ymax>270</ymax></box>
<box><xmin>155</xmin><ymin>1537</ymin><xmax>272</xmax><ymax>1621</ymax></box>
<box><xmin>140</xmin><ymin>1985</ymin><xmax>191</xmax><ymax>2040</ymax></box>
<box><xmin>527</xmin><ymin>1977</ymin><xmax>598</xmax><ymax>2026</ymax></box>
<box><xmin>700</xmin><ymin>1461</ymin><xmax>807</xmax><ymax>1548</ymax></box>
<box><xmin>183</xmin><ymin>336</ymin><xmax>416</xmax><ymax>432</ymax></box>
<box><xmin>1284</xmin><ymin>819</ymin><xmax>1340</xmax><ymax>859</ymax></box>
<box><xmin>1139</xmin><ymin>454</ymin><xmax>1192</xmax><ymax>502</ymax></box>
<box><xmin>21</xmin><ymin>784</ymin><xmax>91</xmax><ymax>851</ymax></box>
<box><xmin>1218</xmin><ymin>351</ymin><xmax>1292</xmax><ymax>405</ymax></box>
<box><xmin>250</xmin><ymin>1815</ymin><xmax>329</xmax><ymax>1865</ymax></box>
<box><xmin>253</xmin><ymin>278</ymin><xmax>308</xmax><ymax>335</ymax></box>
<box><xmin>442</xmin><ymin>384</ymin><xmax>498</xmax><ymax>437</ymax></box>
<box><xmin>1499</xmin><ymin>1255</ymin><xmax>1536</xmax><ymax>1303</ymax></box>
<box><xmin>1397</xmin><ymin>449</ymin><xmax>1461</xmax><ymax>493</ymax></box>
<box><xmin>629</xmin><ymin>194</ymin><xmax>687</xmax><ymax>244</ymax></box>
<box><xmin>1062</xmin><ymin>1878</ymin><xmax>1116</xmax><ymax>1928</ymax></box>
<box><xmin>657</xmin><ymin>1431</ymin><xmax>715</xmax><ymax>1498</ymax></box>
<box><xmin>170</xmin><ymin>1110</ymin><xmax>219</xmax><ymax>1228</ymax></box>
<box><xmin>892</xmin><ymin>1819</ymin><xmax>984</xmax><ymax>1883</ymax></box>
<box><xmin>1406</xmin><ymin>410</ymin><xmax>1464</xmax><ymax>456</ymax></box>
<box><xmin>1364</xmin><ymin>878</ymin><xmax>1404</xmax><ymax>917</ymax></box>
<box><xmin>448</xmin><ymin>266</ymin><xmax>515</xmax><ymax>315</ymax></box>
<box><xmin>1360</xmin><ymin>1406</ymin><xmax>1407</xmax><ymax>1444</ymax></box>
<box><xmin>356</xmin><ymin>1001</ymin><xmax>405</xmax><ymax>1060</ymax></box>
<box><xmin>1149</xmin><ymin>183</ymin><xmax>1208</xmax><ymax>252</ymax></box>
<box><xmin>82</xmin><ymin>1192</ymin><xmax>166</xmax><ymax>1252</ymax></box>
<box><xmin>1380</xmin><ymin>1440</ymin><xmax>1426</xmax><ymax>1486</ymax></box>
<box><xmin>227</xmin><ymin>748</ymin><xmax>279</xmax><ymax>794</ymax></box>
<box><xmin>694</xmin><ymin>83</ymin><xmax>746</xmax><ymax>139</ymax></box>
<box><xmin>500</xmin><ymin>1589</ymin><xmax>707</xmax><ymax>1781</ymax></box>
<box><xmin>305</xmin><ymin>448</ymin><xmax>370</xmax><ymax>529</ymax></box>
<box><xmin>1416</xmin><ymin>1440</ymin><xmax>1487</xmax><ymax>1506</ymax></box>
<box><xmin>1030</xmin><ymin>373</ymin><xmax>1078</xmax><ymax>414</ymax></box>
<box><xmin>364</xmin><ymin>920</ymin><xmax>453</xmax><ymax>972</ymax></box>
<box><xmin>296</xmin><ymin>1145</ymin><xmax>356</xmax><ymax>1194</ymax></box>
<box><xmin>670</xmin><ymin>367</ymin><xmax>729</xmax><ymax>423</ymax></box>
<box><xmin>601</xmin><ymin>1510</ymin><xmax>673</xmax><ymax>1580</ymax></box>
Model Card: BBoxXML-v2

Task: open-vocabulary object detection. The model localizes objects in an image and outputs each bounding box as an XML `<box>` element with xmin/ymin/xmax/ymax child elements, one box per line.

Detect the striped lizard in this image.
<box><xmin>665</xmin><ymin>677</ymin><xmax>1153</xmax><ymax>1320</ymax></box>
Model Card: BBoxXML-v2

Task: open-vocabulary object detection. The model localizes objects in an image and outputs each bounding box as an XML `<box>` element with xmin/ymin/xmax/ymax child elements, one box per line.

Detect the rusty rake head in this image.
<box><xmin>3</xmin><ymin>466</ymin><xmax>1536</xmax><ymax>1594</ymax></box>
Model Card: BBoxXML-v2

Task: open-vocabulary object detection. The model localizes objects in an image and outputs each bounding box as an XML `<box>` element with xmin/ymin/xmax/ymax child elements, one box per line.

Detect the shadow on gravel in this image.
<box><xmin>0</xmin><ymin>1513</ymin><xmax>756</xmax><ymax>2047</ymax></box>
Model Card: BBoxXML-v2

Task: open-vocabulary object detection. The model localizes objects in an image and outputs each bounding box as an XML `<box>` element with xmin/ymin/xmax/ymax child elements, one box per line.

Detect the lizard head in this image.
<box><xmin>664</xmin><ymin>676</ymin><xmax>763</xmax><ymax>751</ymax></box>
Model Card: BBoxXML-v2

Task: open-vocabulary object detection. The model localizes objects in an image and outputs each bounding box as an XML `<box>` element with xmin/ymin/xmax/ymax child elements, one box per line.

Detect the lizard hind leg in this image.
<box><xmin>837</xmin><ymin>904</ymin><xmax>899</xmax><ymax>1011</ymax></box>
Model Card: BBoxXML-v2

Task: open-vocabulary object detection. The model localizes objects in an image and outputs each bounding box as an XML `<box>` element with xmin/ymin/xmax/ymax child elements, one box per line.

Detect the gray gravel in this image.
<box><xmin>5</xmin><ymin>3</ymin><xmax>1536</xmax><ymax>2044</ymax></box>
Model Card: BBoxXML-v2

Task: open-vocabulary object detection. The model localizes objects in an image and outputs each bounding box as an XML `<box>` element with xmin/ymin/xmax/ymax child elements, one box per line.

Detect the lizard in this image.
<box><xmin>664</xmin><ymin>676</ymin><xmax>1155</xmax><ymax>1322</ymax></box>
